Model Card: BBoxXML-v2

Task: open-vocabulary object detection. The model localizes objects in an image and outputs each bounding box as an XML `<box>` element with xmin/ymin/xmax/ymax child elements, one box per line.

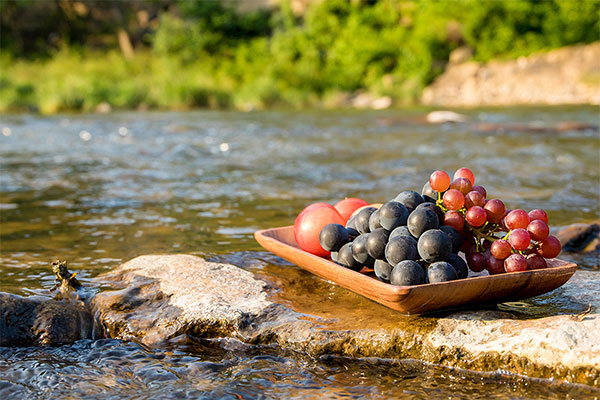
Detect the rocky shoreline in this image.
<box><xmin>89</xmin><ymin>255</ymin><xmax>599</xmax><ymax>386</ymax></box>
<box><xmin>422</xmin><ymin>43</ymin><xmax>600</xmax><ymax>107</ymax></box>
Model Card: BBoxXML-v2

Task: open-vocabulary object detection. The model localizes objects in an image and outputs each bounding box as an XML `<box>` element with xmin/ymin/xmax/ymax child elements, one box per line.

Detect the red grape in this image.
<box><xmin>429</xmin><ymin>170</ymin><xmax>451</xmax><ymax>192</ymax></box>
<box><xmin>508</xmin><ymin>228</ymin><xmax>531</xmax><ymax>251</ymax></box>
<box><xmin>465</xmin><ymin>206</ymin><xmax>487</xmax><ymax>227</ymax></box>
<box><xmin>528</xmin><ymin>209</ymin><xmax>548</xmax><ymax>224</ymax></box>
<box><xmin>484</xmin><ymin>199</ymin><xmax>505</xmax><ymax>224</ymax></box>
<box><xmin>504</xmin><ymin>254</ymin><xmax>527</xmax><ymax>272</ymax></box>
<box><xmin>505</xmin><ymin>209</ymin><xmax>530</xmax><ymax>230</ymax></box>
<box><xmin>443</xmin><ymin>189</ymin><xmax>465</xmax><ymax>210</ymax></box>
<box><xmin>537</xmin><ymin>235</ymin><xmax>562</xmax><ymax>258</ymax></box>
<box><xmin>471</xmin><ymin>185</ymin><xmax>487</xmax><ymax>198</ymax></box>
<box><xmin>450</xmin><ymin>177</ymin><xmax>473</xmax><ymax>195</ymax></box>
<box><xmin>466</xmin><ymin>251</ymin><xmax>487</xmax><ymax>272</ymax></box>
<box><xmin>527</xmin><ymin>220</ymin><xmax>549</xmax><ymax>242</ymax></box>
<box><xmin>464</xmin><ymin>191</ymin><xmax>485</xmax><ymax>209</ymax></box>
<box><xmin>487</xmin><ymin>255</ymin><xmax>506</xmax><ymax>275</ymax></box>
<box><xmin>526</xmin><ymin>254</ymin><xmax>547</xmax><ymax>270</ymax></box>
<box><xmin>453</xmin><ymin>167</ymin><xmax>475</xmax><ymax>186</ymax></box>
<box><xmin>491</xmin><ymin>239</ymin><xmax>512</xmax><ymax>259</ymax></box>
<box><xmin>499</xmin><ymin>217</ymin><xmax>509</xmax><ymax>232</ymax></box>
<box><xmin>444</xmin><ymin>210</ymin><xmax>465</xmax><ymax>231</ymax></box>
<box><xmin>461</xmin><ymin>233</ymin><xmax>475</xmax><ymax>253</ymax></box>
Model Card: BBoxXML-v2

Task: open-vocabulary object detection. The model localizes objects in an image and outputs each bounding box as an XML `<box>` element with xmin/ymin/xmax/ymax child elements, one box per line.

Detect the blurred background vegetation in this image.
<box><xmin>1</xmin><ymin>0</ymin><xmax>598</xmax><ymax>113</ymax></box>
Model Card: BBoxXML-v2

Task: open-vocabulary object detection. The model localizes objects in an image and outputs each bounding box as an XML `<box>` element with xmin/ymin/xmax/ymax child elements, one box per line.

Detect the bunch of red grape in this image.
<box><xmin>426</xmin><ymin>168</ymin><xmax>561</xmax><ymax>274</ymax></box>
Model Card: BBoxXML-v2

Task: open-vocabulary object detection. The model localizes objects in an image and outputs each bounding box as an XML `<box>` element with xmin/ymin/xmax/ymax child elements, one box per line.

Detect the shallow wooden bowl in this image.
<box><xmin>255</xmin><ymin>226</ymin><xmax>578</xmax><ymax>314</ymax></box>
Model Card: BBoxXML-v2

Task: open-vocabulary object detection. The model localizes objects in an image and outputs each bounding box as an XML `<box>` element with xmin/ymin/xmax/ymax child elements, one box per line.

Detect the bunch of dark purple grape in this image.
<box><xmin>318</xmin><ymin>167</ymin><xmax>562</xmax><ymax>286</ymax></box>
<box><xmin>319</xmin><ymin>193</ymin><xmax>466</xmax><ymax>286</ymax></box>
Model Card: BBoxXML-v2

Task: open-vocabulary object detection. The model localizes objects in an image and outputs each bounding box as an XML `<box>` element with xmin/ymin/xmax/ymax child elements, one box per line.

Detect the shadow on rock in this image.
<box><xmin>0</xmin><ymin>293</ymin><xmax>100</xmax><ymax>346</ymax></box>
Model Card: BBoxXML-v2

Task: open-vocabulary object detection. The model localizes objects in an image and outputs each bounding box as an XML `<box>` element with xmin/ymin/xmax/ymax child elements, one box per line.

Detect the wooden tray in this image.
<box><xmin>254</xmin><ymin>226</ymin><xmax>578</xmax><ymax>314</ymax></box>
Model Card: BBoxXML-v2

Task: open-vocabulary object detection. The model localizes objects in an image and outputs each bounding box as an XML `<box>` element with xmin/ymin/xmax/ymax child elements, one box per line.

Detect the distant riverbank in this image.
<box><xmin>2</xmin><ymin>43</ymin><xmax>598</xmax><ymax>115</ymax></box>
<box><xmin>1</xmin><ymin>42</ymin><xmax>598</xmax><ymax>114</ymax></box>
<box><xmin>2</xmin><ymin>1</ymin><xmax>598</xmax><ymax>114</ymax></box>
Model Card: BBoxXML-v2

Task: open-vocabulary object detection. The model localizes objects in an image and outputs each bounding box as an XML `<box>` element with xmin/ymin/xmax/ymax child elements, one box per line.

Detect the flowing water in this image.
<box><xmin>1</xmin><ymin>108</ymin><xmax>599</xmax><ymax>398</ymax></box>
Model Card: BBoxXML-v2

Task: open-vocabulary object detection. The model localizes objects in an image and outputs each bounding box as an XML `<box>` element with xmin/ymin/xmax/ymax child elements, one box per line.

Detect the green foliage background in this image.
<box><xmin>1</xmin><ymin>0</ymin><xmax>598</xmax><ymax>113</ymax></box>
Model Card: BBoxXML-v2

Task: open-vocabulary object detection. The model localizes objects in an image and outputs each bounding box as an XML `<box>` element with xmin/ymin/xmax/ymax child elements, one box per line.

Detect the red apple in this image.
<box><xmin>294</xmin><ymin>202</ymin><xmax>331</xmax><ymax>227</ymax></box>
<box><xmin>334</xmin><ymin>198</ymin><xmax>369</xmax><ymax>223</ymax></box>
<box><xmin>294</xmin><ymin>204</ymin><xmax>345</xmax><ymax>257</ymax></box>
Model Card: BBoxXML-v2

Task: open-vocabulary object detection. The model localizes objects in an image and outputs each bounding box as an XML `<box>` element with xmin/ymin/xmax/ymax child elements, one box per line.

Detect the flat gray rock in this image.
<box><xmin>90</xmin><ymin>254</ymin><xmax>304</xmax><ymax>344</ymax></box>
<box><xmin>91</xmin><ymin>254</ymin><xmax>600</xmax><ymax>386</ymax></box>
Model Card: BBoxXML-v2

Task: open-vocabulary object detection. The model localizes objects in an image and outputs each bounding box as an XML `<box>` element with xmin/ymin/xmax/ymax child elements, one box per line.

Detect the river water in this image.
<box><xmin>1</xmin><ymin>108</ymin><xmax>599</xmax><ymax>398</ymax></box>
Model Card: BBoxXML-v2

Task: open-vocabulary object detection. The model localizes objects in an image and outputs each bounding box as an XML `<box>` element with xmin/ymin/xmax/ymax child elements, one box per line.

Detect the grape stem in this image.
<box><xmin>433</xmin><ymin>198</ymin><xmax>513</xmax><ymax>252</ymax></box>
<box><xmin>466</xmin><ymin>222</ymin><xmax>503</xmax><ymax>243</ymax></box>
<box><xmin>436</xmin><ymin>196</ymin><xmax>448</xmax><ymax>213</ymax></box>
<box><xmin>475</xmin><ymin>236</ymin><xmax>482</xmax><ymax>252</ymax></box>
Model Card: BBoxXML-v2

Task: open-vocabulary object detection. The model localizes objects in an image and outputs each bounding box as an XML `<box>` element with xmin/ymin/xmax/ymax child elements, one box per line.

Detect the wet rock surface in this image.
<box><xmin>90</xmin><ymin>254</ymin><xmax>298</xmax><ymax>345</ymax></box>
<box><xmin>422</xmin><ymin>43</ymin><xmax>600</xmax><ymax>106</ymax></box>
<box><xmin>556</xmin><ymin>221</ymin><xmax>600</xmax><ymax>253</ymax></box>
<box><xmin>91</xmin><ymin>254</ymin><xmax>600</xmax><ymax>386</ymax></box>
<box><xmin>0</xmin><ymin>293</ymin><xmax>98</xmax><ymax>346</ymax></box>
